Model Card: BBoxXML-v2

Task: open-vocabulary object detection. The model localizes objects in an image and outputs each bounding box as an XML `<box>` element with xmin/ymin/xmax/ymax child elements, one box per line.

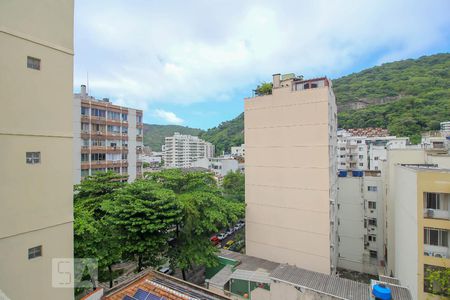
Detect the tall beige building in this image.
<box><xmin>244</xmin><ymin>74</ymin><xmax>338</xmax><ymax>274</ymax></box>
<box><xmin>0</xmin><ymin>1</ymin><xmax>74</xmax><ymax>299</ymax></box>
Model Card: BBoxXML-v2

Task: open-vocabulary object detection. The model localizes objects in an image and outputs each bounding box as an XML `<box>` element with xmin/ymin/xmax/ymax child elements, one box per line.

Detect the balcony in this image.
<box><xmin>423</xmin><ymin>208</ymin><xmax>449</xmax><ymax>220</ymax></box>
<box><xmin>424</xmin><ymin>244</ymin><xmax>449</xmax><ymax>259</ymax></box>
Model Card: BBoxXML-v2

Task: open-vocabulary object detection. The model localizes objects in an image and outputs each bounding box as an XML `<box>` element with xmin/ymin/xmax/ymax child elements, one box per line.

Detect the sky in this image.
<box><xmin>74</xmin><ymin>0</ymin><xmax>450</xmax><ymax>130</ymax></box>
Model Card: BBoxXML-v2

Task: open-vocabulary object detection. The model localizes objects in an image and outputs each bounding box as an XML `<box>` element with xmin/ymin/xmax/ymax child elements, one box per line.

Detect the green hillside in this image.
<box><xmin>143</xmin><ymin>124</ymin><xmax>203</xmax><ymax>151</ymax></box>
<box><xmin>200</xmin><ymin>113</ymin><xmax>244</xmax><ymax>155</ymax></box>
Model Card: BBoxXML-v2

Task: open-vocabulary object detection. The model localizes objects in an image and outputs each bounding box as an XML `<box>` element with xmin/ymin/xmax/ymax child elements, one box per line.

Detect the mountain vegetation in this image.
<box><xmin>143</xmin><ymin>124</ymin><xmax>203</xmax><ymax>151</ymax></box>
<box><xmin>337</xmin><ymin>53</ymin><xmax>450</xmax><ymax>143</ymax></box>
<box><xmin>199</xmin><ymin>113</ymin><xmax>244</xmax><ymax>154</ymax></box>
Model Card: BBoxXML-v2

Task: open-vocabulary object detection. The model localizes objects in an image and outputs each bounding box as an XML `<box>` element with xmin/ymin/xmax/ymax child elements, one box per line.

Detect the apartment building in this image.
<box><xmin>192</xmin><ymin>157</ymin><xmax>239</xmax><ymax>177</ymax></box>
<box><xmin>162</xmin><ymin>133</ymin><xmax>215</xmax><ymax>168</ymax></box>
<box><xmin>231</xmin><ymin>144</ymin><xmax>245</xmax><ymax>157</ymax></box>
<box><xmin>0</xmin><ymin>1</ymin><xmax>74</xmax><ymax>299</ymax></box>
<box><xmin>394</xmin><ymin>165</ymin><xmax>450</xmax><ymax>300</ymax></box>
<box><xmin>244</xmin><ymin>74</ymin><xmax>338</xmax><ymax>274</ymax></box>
<box><xmin>73</xmin><ymin>85</ymin><xmax>144</xmax><ymax>183</ymax></box>
<box><xmin>384</xmin><ymin>145</ymin><xmax>450</xmax><ymax>278</ymax></box>
<box><xmin>337</xmin><ymin>128</ymin><xmax>408</xmax><ymax>173</ymax></box>
<box><xmin>337</xmin><ymin>170</ymin><xmax>385</xmax><ymax>275</ymax></box>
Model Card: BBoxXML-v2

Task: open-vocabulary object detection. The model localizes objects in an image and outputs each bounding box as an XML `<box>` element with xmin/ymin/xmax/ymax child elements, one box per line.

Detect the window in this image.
<box><xmin>369</xmin><ymin>250</ymin><xmax>377</xmax><ymax>259</ymax></box>
<box><xmin>107</xmin><ymin>111</ymin><xmax>121</xmax><ymax>120</ymax></box>
<box><xmin>357</xmin><ymin>140</ymin><xmax>362</xmax><ymax>144</ymax></box>
<box><xmin>81</xmin><ymin>107</ymin><xmax>90</xmax><ymax>116</ymax></box>
<box><xmin>82</xmin><ymin>139</ymin><xmax>89</xmax><ymax>147</ymax></box>
<box><xmin>27</xmin><ymin>56</ymin><xmax>41</xmax><ymax>70</ymax></box>
<box><xmin>368</xmin><ymin>218</ymin><xmax>377</xmax><ymax>226</ymax></box>
<box><xmin>359</xmin><ymin>163</ymin><xmax>364</xmax><ymax>167</ymax></box>
<box><xmin>122</xmin><ymin>126</ymin><xmax>128</xmax><ymax>134</ymax></box>
<box><xmin>28</xmin><ymin>245</ymin><xmax>42</xmax><ymax>259</ymax></box>
<box><xmin>424</xmin><ymin>228</ymin><xmax>448</xmax><ymax>246</ymax></box>
<box><xmin>375</xmin><ymin>166</ymin><xmax>379</xmax><ymax>170</ymax></box>
<box><xmin>374</xmin><ymin>156</ymin><xmax>379</xmax><ymax>161</ymax></box>
<box><xmin>91</xmin><ymin>153</ymin><xmax>106</xmax><ymax>161</ymax></box>
<box><xmin>91</xmin><ymin>108</ymin><xmax>106</xmax><ymax>118</ymax></box>
<box><xmin>303</xmin><ymin>83</ymin><xmax>310</xmax><ymax>89</ymax></box>
<box><xmin>368</xmin><ymin>186</ymin><xmax>378</xmax><ymax>192</ymax></box>
<box><xmin>26</xmin><ymin>152</ymin><xmax>41</xmax><ymax>164</ymax></box>
<box><xmin>122</xmin><ymin>113</ymin><xmax>128</xmax><ymax>121</ymax></box>
<box><xmin>81</xmin><ymin>123</ymin><xmax>89</xmax><ymax>132</ymax></box>
<box><xmin>359</xmin><ymin>155</ymin><xmax>364</xmax><ymax>159</ymax></box>
<box><xmin>339</xmin><ymin>147</ymin><xmax>346</xmax><ymax>151</ymax></box>
<box><xmin>122</xmin><ymin>153</ymin><xmax>128</xmax><ymax>160</ymax></box>
<box><xmin>137</xmin><ymin>115</ymin><xmax>142</xmax><ymax>123</ymax></box>
<box><xmin>368</xmin><ymin>201</ymin><xmax>376</xmax><ymax>209</ymax></box>
<box><xmin>81</xmin><ymin>153</ymin><xmax>89</xmax><ymax>162</ymax></box>
<box><xmin>81</xmin><ymin>169</ymin><xmax>89</xmax><ymax>178</ymax></box>
<box><xmin>368</xmin><ymin>235</ymin><xmax>376</xmax><ymax>242</ymax></box>
<box><xmin>311</xmin><ymin>83</ymin><xmax>318</xmax><ymax>88</ymax></box>
<box><xmin>426</xmin><ymin>193</ymin><xmax>440</xmax><ymax>209</ymax></box>
<box><xmin>359</xmin><ymin>147</ymin><xmax>364</xmax><ymax>151</ymax></box>
<box><xmin>91</xmin><ymin>139</ymin><xmax>105</xmax><ymax>146</ymax></box>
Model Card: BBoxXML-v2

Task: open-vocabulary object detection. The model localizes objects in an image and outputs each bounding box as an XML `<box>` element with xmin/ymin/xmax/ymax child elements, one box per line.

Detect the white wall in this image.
<box><xmin>128</xmin><ymin>109</ymin><xmax>137</xmax><ymax>181</ymax></box>
<box><xmin>394</xmin><ymin>166</ymin><xmax>418</xmax><ymax>300</ymax></box>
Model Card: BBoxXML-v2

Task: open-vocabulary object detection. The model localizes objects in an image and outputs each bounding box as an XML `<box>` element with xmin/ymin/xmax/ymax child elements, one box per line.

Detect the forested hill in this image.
<box><xmin>336</xmin><ymin>53</ymin><xmax>450</xmax><ymax>142</ymax></box>
<box><xmin>143</xmin><ymin>124</ymin><xmax>203</xmax><ymax>151</ymax></box>
<box><xmin>199</xmin><ymin>113</ymin><xmax>244</xmax><ymax>155</ymax></box>
<box><xmin>144</xmin><ymin>53</ymin><xmax>450</xmax><ymax>152</ymax></box>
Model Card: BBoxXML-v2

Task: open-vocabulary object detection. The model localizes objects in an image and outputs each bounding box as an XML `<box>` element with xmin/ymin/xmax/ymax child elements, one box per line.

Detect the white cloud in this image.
<box><xmin>74</xmin><ymin>0</ymin><xmax>450</xmax><ymax>109</ymax></box>
<box><xmin>153</xmin><ymin>109</ymin><xmax>184</xmax><ymax>125</ymax></box>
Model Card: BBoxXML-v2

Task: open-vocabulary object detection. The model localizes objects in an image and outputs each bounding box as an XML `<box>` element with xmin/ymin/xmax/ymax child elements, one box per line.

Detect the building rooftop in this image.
<box><xmin>103</xmin><ymin>271</ymin><xmax>230</xmax><ymax>300</ymax></box>
<box><xmin>271</xmin><ymin>264</ymin><xmax>370</xmax><ymax>300</ymax></box>
<box><xmin>346</xmin><ymin>128</ymin><xmax>389</xmax><ymax>137</ymax></box>
<box><xmin>219</xmin><ymin>249</ymin><xmax>280</xmax><ymax>272</ymax></box>
<box><xmin>270</xmin><ymin>264</ymin><xmax>412</xmax><ymax>300</ymax></box>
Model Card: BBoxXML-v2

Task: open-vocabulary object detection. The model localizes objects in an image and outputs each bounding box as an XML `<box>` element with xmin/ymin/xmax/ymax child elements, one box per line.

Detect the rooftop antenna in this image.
<box><xmin>86</xmin><ymin>71</ymin><xmax>89</xmax><ymax>95</ymax></box>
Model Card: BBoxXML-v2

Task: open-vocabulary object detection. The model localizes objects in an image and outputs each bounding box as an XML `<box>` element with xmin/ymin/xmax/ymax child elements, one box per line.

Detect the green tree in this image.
<box><xmin>222</xmin><ymin>171</ymin><xmax>245</xmax><ymax>202</ymax></box>
<box><xmin>147</xmin><ymin>169</ymin><xmax>244</xmax><ymax>280</ymax></box>
<box><xmin>74</xmin><ymin>172</ymin><xmax>125</xmax><ymax>288</ymax></box>
<box><xmin>103</xmin><ymin>180</ymin><xmax>181</xmax><ymax>272</ymax></box>
<box><xmin>255</xmin><ymin>82</ymin><xmax>273</xmax><ymax>96</ymax></box>
<box><xmin>425</xmin><ymin>267</ymin><xmax>450</xmax><ymax>296</ymax></box>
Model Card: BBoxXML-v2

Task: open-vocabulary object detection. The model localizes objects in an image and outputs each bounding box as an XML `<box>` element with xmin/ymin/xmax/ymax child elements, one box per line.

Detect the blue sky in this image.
<box><xmin>74</xmin><ymin>0</ymin><xmax>450</xmax><ymax>130</ymax></box>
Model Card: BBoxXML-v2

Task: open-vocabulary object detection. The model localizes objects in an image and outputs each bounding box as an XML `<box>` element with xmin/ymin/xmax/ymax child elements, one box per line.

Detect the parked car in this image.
<box><xmin>158</xmin><ymin>266</ymin><xmax>174</xmax><ymax>275</ymax></box>
<box><xmin>226</xmin><ymin>228</ymin><xmax>234</xmax><ymax>235</ymax></box>
<box><xmin>217</xmin><ymin>232</ymin><xmax>227</xmax><ymax>240</ymax></box>
<box><xmin>223</xmin><ymin>240</ymin><xmax>235</xmax><ymax>250</ymax></box>
<box><xmin>210</xmin><ymin>236</ymin><xmax>220</xmax><ymax>245</ymax></box>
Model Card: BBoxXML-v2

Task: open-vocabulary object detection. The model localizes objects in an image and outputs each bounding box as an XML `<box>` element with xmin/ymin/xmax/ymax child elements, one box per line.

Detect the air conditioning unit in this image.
<box><xmin>424</xmin><ymin>251</ymin><xmax>433</xmax><ymax>256</ymax></box>
<box><xmin>433</xmin><ymin>253</ymin><xmax>447</xmax><ymax>259</ymax></box>
<box><xmin>427</xmin><ymin>209</ymin><xmax>435</xmax><ymax>217</ymax></box>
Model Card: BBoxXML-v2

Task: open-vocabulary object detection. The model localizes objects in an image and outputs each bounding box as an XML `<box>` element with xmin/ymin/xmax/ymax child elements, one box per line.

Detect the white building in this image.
<box><xmin>337</xmin><ymin>170</ymin><xmax>385</xmax><ymax>275</ymax></box>
<box><xmin>231</xmin><ymin>144</ymin><xmax>245</xmax><ymax>157</ymax></box>
<box><xmin>192</xmin><ymin>157</ymin><xmax>239</xmax><ymax>177</ymax></box>
<box><xmin>162</xmin><ymin>133</ymin><xmax>215</xmax><ymax>168</ymax></box>
<box><xmin>337</xmin><ymin>128</ymin><xmax>409</xmax><ymax>173</ymax></box>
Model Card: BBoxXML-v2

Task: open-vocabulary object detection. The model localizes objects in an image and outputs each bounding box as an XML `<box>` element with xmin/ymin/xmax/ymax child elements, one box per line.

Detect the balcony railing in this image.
<box><xmin>423</xmin><ymin>208</ymin><xmax>450</xmax><ymax>220</ymax></box>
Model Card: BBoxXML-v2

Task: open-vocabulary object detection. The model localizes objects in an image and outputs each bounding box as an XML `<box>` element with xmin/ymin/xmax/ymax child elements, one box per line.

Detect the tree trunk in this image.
<box><xmin>138</xmin><ymin>254</ymin><xmax>143</xmax><ymax>272</ymax></box>
<box><xmin>108</xmin><ymin>265</ymin><xmax>113</xmax><ymax>288</ymax></box>
<box><xmin>182</xmin><ymin>268</ymin><xmax>187</xmax><ymax>281</ymax></box>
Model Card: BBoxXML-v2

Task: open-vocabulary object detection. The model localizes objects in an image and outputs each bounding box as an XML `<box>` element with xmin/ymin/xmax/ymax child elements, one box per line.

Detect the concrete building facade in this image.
<box><xmin>192</xmin><ymin>157</ymin><xmax>239</xmax><ymax>177</ymax></box>
<box><xmin>337</xmin><ymin>129</ymin><xmax>409</xmax><ymax>173</ymax></box>
<box><xmin>337</xmin><ymin>171</ymin><xmax>385</xmax><ymax>275</ymax></box>
<box><xmin>244</xmin><ymin>74</ymin><xmax>337</xmax><ymax>274</ymax></box>
<box><xmin>394</xmin><ymin>165</ymin><xmax>450</xmax><ymax>300</ymax></box>
<box><xmin>73</xmin><ymin>86</ymin><xmax>144</xmax><ymax>183</ymax></box>
<box><xmin>231</xmin><ymin>144</ymin><xmax>245</xmax><ymax>157</ymax></box>
<box><xmin>162</xmin><ymin>133</ymin><xmax>215</xmax><ymax>168</ymax></box>
<box><xmin>0</xmin><ymin>0</ymin><xmax>74</xmax><ymax>299</ymax></box>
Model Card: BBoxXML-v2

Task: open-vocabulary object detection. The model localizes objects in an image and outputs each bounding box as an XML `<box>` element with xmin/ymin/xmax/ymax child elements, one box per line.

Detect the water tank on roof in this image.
<box><xmin>352</xmin><ymin>170</ymin><xmax>364</xmax><ymax>177</ymax></box>
<box><xmin>372</xmin><ymin>284</ymin><xmax>392</xmax><ymax>300</ymax></box>
<box><xmin>338</xmin><ymin>170</ymin><xmax>348</xmax><ymax>177</ymax></box>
